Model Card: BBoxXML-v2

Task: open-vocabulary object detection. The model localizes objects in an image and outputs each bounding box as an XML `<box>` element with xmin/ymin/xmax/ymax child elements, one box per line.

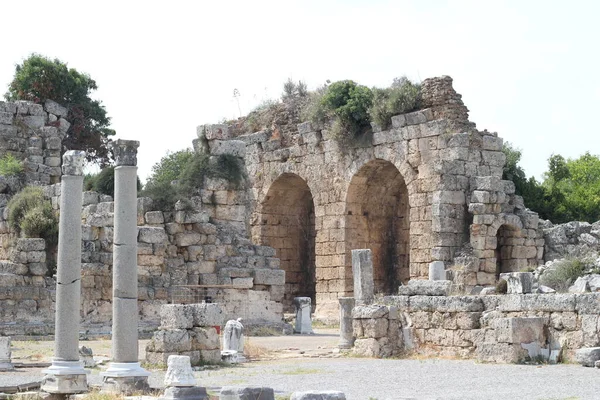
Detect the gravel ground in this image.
<box><xmin>3</xmin><ymin>358</ymin><xmax>600</xmax><ymax>399</ymax></box>
<box><xmin>4</xmin><ymin>331</ymin><xmax>600</xmax><ymax>399</ymax></box>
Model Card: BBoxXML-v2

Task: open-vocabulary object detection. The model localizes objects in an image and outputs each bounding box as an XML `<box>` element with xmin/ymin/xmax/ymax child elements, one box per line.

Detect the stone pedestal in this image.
<box><xmin>220</xmin><ymin>386</ymin><xmax>275</xmax><ymax>400</ymax></box>
<box><xmin>338</xmin><ymin>297</ymin><xmax>355</xmax><ymax>349</ymax></box>
<box><xmin>41</xmin><ymin>361</ymin><xmax>88</xmax><ymax>394</ymax></box>
<box><xmin>103</xmin><ymin>140</ymin><xmax>149</xmax><ymax>392</ymax></box>
<box><xmin>293</xmin><ymin>297</ymin><xmax>313</xmax><ymax>334</ymax></box>
<box><xmin>165</xmin><ymin>355</ymin><xmax>195</xmax><ymax>387</ymax></box>
<box><xmin>428</xmin><ymin>261</ymin><xmax>446</xmax><ymax>281</ymax></box>
<box><xmin>351</xmin><ymin>249</ymin><xmax>374</xmax><ymax>305</ymax></box>
<box><xmin>42</xmin><ymin>151</ymin><xmax>88</xmax><ymax>394</ymax></box>
<box><xmin>0</xmin><ymin>336</ymin><xmax>14</xmax><ymax>371</ymax></box>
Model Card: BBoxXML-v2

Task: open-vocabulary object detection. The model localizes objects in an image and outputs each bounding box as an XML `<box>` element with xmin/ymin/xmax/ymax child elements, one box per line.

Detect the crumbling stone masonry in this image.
<box><xmin>352</xmin><ymin>293</ymin><xmax>600</xmax><ymax>362</ymax></box>
<box><xmin>211</xmin><ymin>76</ymin><xmax>546</xmax><ymax>318</ymax></box>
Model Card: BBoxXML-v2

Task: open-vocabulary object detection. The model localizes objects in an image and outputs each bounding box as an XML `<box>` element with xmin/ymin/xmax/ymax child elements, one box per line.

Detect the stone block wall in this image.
<box><xmin>351</xmin><ymin>293</ymin><xmax>600</xmax><ymax>362</ymax></box>
<box><xmin>0</xmin><ymin>100</ymin><xmax>69</xmax><ymax>186</ymax></box>
<box><xmin>145</xmin><ymin>303</ymin><xmax>222</xmax><ymax>365</ymax></box>
<box><xmin>201</xmin><ymin>75</ymin><xmax>546</xmax><ymax>318</ymax></box>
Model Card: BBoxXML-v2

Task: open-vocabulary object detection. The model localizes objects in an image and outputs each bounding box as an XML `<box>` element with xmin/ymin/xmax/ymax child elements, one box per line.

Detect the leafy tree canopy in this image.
<box><xmin>502</xmin><ymin>143</ymin><xmax>600</xmax><ymax>224</ymax></box>
<box><xmin>5</xmin><ymin>54</ymin><xmax>115</xmax><ymax>166</ymax></box>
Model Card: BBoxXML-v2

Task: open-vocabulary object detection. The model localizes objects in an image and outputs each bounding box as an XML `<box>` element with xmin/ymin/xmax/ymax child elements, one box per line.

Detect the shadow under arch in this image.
<box><xmin>345</xmin><ymin>159</ymin><xmax>410</xmax><ymax>295</ymax></box>
<box><xmin>255</xmin><ymin>173</ymin><xmax>316</xmax><ymax>312</ymax></box>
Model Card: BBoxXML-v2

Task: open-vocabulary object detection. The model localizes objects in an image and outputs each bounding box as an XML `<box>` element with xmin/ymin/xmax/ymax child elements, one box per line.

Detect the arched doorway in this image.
<box><xmin>256</xmin><ymin>174</ymin><xmax>316</xmax><ymax>312</ymax></box>
<box><xmin>345</xmin><ymin>160</ymin><xmax>410</xmax><ymax>295</ymax></box>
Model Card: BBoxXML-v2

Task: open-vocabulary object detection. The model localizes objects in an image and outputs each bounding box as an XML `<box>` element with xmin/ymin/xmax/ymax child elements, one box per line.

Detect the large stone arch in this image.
<box><xmin>252</xmin><ymin>173</ymin><xmax>316</xmax><ymax>312</ymax></box>
<box><xmin>344</xmin><ymin>159</ymin><xmax>410</xmax><ymax>296</ymax></box>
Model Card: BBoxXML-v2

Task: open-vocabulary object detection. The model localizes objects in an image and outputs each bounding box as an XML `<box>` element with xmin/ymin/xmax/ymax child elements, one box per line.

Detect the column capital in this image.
<box><xmin>62</xmin><ymin>150</ymin><xmax>86</xmax><ymax>176</ymax></box>
<box><xmin>112</xmin><ymin>139</ymin><xmax>140</xmax><ymax>166</ymax></box>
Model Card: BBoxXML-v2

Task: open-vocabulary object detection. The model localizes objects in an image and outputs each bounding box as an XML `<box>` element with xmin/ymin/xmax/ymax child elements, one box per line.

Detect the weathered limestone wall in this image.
<box><xmin>212</xmin><ymin>76</ymin><xmax>546</xmax><ymax>318</ymax></box>
<box><xmin>352</xmin><ymin>293</ymin><xmax>600</xmax><ymax>362</ymax></box>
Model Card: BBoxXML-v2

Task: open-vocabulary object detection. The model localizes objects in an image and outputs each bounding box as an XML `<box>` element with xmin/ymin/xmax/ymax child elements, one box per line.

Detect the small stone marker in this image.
<box><xmin>219</xmin><ymin>386</ymin><xmax>274</xmax><ymax>400</ymax></box>
<box><xmin>0</xmin><ymin>336</ymin><xmax>14</xmax><ymax>371</ymax></box>
<box><xmin>351</xmin><ymin>249</ymin><xmax>374</xmax><ymax>305</ymax></box>
<box><xmin>428</xmin><ymin>261</ymin><xmax>446</xmax><ymax>281</ymax></box>
<box><xmin>290</xmin><ymin>391</ymin><xmax>347</xmax><ymax>400</ymax></box>
<box><xmin>293</xmin><ymin>297</ymin><xmax>314</xmax><ymax>334</ymax></box>
<box><xmin>222</xmin><ymin>319</ymin><xmax>245</xmax><ymax>363</ymax></box>
<box><xmin>338</xmin><ymin>297</ymin><xmax>355</xmax><ymax>349</ymax></box>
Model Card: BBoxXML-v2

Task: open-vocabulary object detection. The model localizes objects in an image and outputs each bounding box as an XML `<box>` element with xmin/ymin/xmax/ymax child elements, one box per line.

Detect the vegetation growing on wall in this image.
<box><xmin>0</xmin><ymin>154</ymin><xmax>24</xmax><ymax>177</ymax></box>
<box><xmin>142</xmin><ymin>149</ymin><xmax>245</xmax><ymax>210</ymax></box>
<box><xmin>5</xmin><ymin>54</ymin><xmax>115</xmax><ymax>166</ymax></box>
<box><xmin>503</xmin><ymin>143</ymin><xmax>600</xmax><ymax>224</ymax></box>
<box><xmin>369</xmin><ymin>77</ymin><xmax>422</xmax><ymax>130</ymax></box>
<box><xmin>7</xmin><ymin>186</ymin><xmax>58</xmax><ymax>245</ymax></box>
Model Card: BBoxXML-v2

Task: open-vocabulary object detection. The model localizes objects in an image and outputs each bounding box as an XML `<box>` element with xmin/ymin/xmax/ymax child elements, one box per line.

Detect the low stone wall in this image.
<box><xmin>352</xmin><ymin>293</ymin><xmax>600</xmax><ymax>363</ymax></box>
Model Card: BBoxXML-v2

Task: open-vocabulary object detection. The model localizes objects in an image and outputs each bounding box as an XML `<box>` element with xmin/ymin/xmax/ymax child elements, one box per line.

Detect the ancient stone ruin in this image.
<box><xmin>1</xmin><ymin>75</ymin><xmax>594</xmax><ymax>370</ymax></box>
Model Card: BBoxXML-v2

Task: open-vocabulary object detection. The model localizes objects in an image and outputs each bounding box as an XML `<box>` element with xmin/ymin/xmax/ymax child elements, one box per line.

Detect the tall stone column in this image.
<box><xmin>102</xmin><ymin>140</ymin><xmax>150</xmax><ymax>393</ymax></box>
<box><xmin>338</xmin><ymin>297</ymin><xmax>355</xmax><ymax>349</ymax></box>
<box><xmin>42</xmin><ymin>151</ymin><xmax>88</xmax><ymax>394</ymax></box>
<box><xmin>351</xmin><ymin>249</ymin><xmax>374</xmax><ymax>305</ymax></box>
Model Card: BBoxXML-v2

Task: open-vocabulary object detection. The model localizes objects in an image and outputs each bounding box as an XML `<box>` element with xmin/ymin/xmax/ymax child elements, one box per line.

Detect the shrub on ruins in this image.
<box><xmin>143</xmin><ymin>151</ymin><xmax>245</xmax><ymax>210</ymax></box>
<box><xmin>0</xmin><ymin>154</ymin><xmax>24</xmax><ymax>177</ymax></box>
<box><xmin>7</xmin><ymin>186</ymin><xmax>58</xmax><ymax>245</ymax></box>
<box><xmin>5</xmin><ymin>54</ymin><xmax>115</xmax><ymax>166</ymax></box>
<box><xmin>86</xmin><ymin>167</ymin><xmax>142</xmax><ymax>197</ymax></box>
<box><xmin>282</xmin><ymin>78</ymin><xmax>308</xmax><ymax>99</ymax></box>
<box><xmin>369</xmin><ymin>77</ymin><xmax>422</xmax><ymax>130</ymax></box>
<box><xmin>539</xmin><ymin>257</ymin><xmax>589</xmax><ymax>292</ymax></box>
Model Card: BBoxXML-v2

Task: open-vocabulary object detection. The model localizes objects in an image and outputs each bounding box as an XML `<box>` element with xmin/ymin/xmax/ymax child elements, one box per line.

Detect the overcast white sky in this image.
<box><xmin>1</xmin><ymin>0</ymin><xmax>598</xmax><ymax>182</ymax></box>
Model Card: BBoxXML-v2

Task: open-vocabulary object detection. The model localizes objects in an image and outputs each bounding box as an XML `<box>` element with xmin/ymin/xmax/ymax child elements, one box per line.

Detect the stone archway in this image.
<box><xmin>345</xmin><ymin>159</ymin><xmax>410</xmax><ymax>295</ymax></box>
<box><xmin>255</xmin><ymin>173</ymin><xmax>316</xmax><ymax>312</ymax></box>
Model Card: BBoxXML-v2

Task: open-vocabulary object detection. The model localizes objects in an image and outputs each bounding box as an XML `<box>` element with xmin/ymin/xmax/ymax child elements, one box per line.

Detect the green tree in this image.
<box><xmin>145</xmin><ymin>149</ymin><xmax>195</xmax><ymax>187</ymax></box>
<box><xmin>320</xmin><ymin>80</ymin><xmax>373</xmax><ymax>137</ymax></box>
<box><xmin>5</xmin><ymin>54</ymin><xmax>115</xmax><ymax>166</ymax></box>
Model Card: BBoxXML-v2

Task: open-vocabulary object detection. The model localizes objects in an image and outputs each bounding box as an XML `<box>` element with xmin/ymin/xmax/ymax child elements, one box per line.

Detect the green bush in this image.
<box><xmin>21</xmin><ymin>203</ymin><xmax>58</xmax><ymax>245</ymax></box>
<box><xmin>0</xmin><ymin>154</ymin><xmax>24</xmax><ymax>177</ymax></box>
<box><xmin>88</xmin><ymin>167</ymin><xmax>142</xmax><ymax>197</ymax></box>
<box><xmin>540</xmin><ymin>257</ymin><xmax>588</xmax><ymax>292</ymax></box>
<box><xmin>369</xmin><ymin>77</ymin><xmax>421</xmax><ymax>129</ymax></box>
<box><xmin>282</xmin><ymin>78</ymin><xmax>308</xmax><ymax>99</ymax></box>
<box><xmin>143</xmin><ymin>152</ymin><xmax>245</xmax><ymax>211</ymax></box>
<box><xmin>7</xmin><ymin>186</ymin><xmax>57</xmax><ymax>244</ymax></box>
<box><xmin>320</xmin><ymin>80</ymin><xmax>373</xmax><ymax>138</ymax></box>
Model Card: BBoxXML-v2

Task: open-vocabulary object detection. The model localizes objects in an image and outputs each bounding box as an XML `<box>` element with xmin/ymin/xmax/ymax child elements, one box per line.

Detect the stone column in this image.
<box><xmin>351</xmin><ymin>249</ymin><xmax>374</xmax><ymax>305</ymax></box>
<box><xmin>42</xmin><ymin>151</ymin><xmax>88</xmax><ymax>394</ymax></box>
<box><xmin>338</xmin><ymin>297</ymin><xmax>355</xmax><ymax>349</ymax></box>
<box><xmin>102</xmin><ymin>140</ymin><xmax>150</xmax><ymax>392</ymax></box>
<box><xmin>429</xmin><ymin>261</ymin><xmax>446</xmax><ymax>281</ymax></box>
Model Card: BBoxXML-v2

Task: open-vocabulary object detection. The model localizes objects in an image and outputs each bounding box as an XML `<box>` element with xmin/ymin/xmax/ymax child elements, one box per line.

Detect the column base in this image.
<box><xmin>41</xmin><ymin>360</ymin><xmax>89</xmax><ymax>394</ymax></box>
<box><xmin>0</xmin><ymin>362</ymin><xmax>14</xmax><ymax>371</ymax></box>
<box><xmin>338</xmin><ymin>339</ymin><xmax>355</xmax><ymax>349</ymax></box>
<box><xmin>102</xmin><ymin>362</ymin><xmax>151</xmax><ymax>394</ymax></box>
<box><xmin>161</xmin><ymin>386</ymin><xmax>209</xmax><ymax>400</ymax></box>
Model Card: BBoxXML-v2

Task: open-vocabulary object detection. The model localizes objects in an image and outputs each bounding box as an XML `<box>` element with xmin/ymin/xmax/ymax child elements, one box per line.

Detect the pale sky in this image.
<box><xmin>1</xmin><ymin>0</ymin><xmax>598</xmax><ymax>182</ymax></box>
